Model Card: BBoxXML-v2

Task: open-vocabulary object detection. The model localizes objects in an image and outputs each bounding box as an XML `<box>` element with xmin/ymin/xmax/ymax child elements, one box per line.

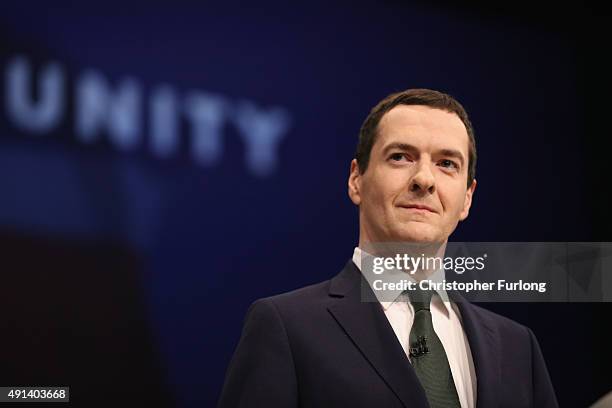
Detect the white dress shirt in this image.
<box><xmin>352</xmin><ymin>247</ymin><xmax>477</xmax><ymax>408</ymax></box>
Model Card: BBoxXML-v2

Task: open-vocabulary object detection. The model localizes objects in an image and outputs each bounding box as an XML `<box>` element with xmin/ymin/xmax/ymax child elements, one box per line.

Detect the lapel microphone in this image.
<box><xmin>409</xmin><ymin>335</ymin><xmax>429</xmax><ymax>358</ymax></box>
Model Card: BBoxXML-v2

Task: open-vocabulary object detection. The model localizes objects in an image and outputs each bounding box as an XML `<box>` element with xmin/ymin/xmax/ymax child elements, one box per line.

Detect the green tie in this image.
<box><xmin>408</xmin><ymin>289</ymin><xmax>461</xmax><ymax>408</ymax></box>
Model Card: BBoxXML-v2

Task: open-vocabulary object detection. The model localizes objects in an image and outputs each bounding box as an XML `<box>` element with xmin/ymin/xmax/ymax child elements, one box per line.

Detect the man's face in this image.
<box><xmin>348</xmin><ymin>105</ymin><xmax>476</xmax><ymax>244</ymax></box>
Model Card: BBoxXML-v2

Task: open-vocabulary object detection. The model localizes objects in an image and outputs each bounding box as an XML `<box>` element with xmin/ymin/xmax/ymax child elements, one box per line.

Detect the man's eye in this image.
<box><xmin>390</xmin><ymin>153</ymin><xmax>407</xmax><ymax>162</ymax></box>
<box><xmin>439</xmin><ymin>159</ymin><xmax>458</xmax><ymax>169</ymax></box>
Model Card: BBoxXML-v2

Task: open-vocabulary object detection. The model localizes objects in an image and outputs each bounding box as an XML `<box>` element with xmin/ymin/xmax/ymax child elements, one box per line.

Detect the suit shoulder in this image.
<box><xmin>248</xmin><ymin>278</ymin><xmax>333</xmax><ymax>321</ymax></box>
<box><xmin>467</xmin><ymin>303</ymin><xmax>530</xmax><ymax>336</ymax></box>
<box><xmin>260</xmin><ymin>279</ymin><xmax>331</xmax><ymax>307</ymax></box>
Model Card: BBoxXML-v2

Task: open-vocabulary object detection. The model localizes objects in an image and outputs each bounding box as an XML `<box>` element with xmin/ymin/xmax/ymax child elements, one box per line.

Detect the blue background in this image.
<box><xmin>1</xmin><ymin>1</ymin><xmax>610</xmax><ymax>406</ymax></box>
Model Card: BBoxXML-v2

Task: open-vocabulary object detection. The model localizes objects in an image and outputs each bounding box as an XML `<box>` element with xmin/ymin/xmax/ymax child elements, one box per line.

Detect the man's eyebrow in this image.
<box><xmin>381</xmin><ymin>142</ymin><xmax>419</xmax><ymax>156</ymax></box>
<box><xmin>381</xmin><ymin>142</ymin><xmax>465</xmax><ymax>166</ymax></box>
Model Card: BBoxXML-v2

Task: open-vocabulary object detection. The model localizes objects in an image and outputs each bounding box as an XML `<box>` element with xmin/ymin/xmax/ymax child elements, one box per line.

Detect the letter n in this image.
<box><xmin>75</xmin><ymin>70</ymin><xmax>142</xmax><ymax>151</ymax></box>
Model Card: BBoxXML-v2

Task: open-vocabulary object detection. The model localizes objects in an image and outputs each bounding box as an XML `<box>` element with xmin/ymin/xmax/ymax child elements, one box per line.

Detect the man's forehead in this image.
<box><xmin>377</xmin><ymin>105</ymin><xmax>469</xmax><ymax>153</ymax></box>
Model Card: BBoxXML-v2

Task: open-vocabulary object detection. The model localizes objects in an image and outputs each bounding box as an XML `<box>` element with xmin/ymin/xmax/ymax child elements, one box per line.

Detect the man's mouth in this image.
<box><xmin>398</xmin><ymin>204</ymin><xmax>437</xmax><ymax>214</ymax></box>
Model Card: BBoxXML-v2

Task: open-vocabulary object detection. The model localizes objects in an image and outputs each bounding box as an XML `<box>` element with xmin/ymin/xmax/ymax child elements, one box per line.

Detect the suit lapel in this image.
<box><xmin>451</xmin><ymin>291</ymin><xmax>501</xmax><ymax>408</ymax></box>
<box><xmin>327</xmin><ymin>261</ymin><xmax>429</xmax><ymax>408</ymax></box>
<box><xmin>327</xmin><ymin>261</ymin><xmax>503</xmax><ymax>408</ymax></box>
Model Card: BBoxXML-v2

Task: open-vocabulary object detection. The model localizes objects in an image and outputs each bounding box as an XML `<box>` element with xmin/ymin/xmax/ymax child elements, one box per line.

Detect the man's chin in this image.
<box><xmin>392</xmin><ymin>224</ymin><xmax>442</xmax><ymax>243</ymax></box>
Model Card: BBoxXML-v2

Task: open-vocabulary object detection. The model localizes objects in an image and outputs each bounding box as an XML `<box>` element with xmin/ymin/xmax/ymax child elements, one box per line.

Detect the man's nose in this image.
<box><xmin>410</xmin><ymin>162</ymin><xmax>435</xmax><ymax>194</ymax></box>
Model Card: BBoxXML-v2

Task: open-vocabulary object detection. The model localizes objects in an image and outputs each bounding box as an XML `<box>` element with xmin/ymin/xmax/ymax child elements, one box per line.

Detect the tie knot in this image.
<box><xmin>408</xmin><ymin>288</ymin><xmax>435</xmax><ymax>312</ymax></box>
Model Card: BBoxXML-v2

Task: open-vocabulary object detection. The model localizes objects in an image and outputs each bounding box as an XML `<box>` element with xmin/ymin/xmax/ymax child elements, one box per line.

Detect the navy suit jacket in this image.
<box><xmin>218</xmin><ymin>260</ymin><xmax>558</xmax><ymax>407</ymax></box>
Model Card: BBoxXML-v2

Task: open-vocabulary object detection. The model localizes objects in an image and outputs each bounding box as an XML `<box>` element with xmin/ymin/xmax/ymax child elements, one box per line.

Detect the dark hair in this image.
<box><xmin>355</xmin><ymin>88</ymin><xmax>477</xmax><ymax>187</ymax></box>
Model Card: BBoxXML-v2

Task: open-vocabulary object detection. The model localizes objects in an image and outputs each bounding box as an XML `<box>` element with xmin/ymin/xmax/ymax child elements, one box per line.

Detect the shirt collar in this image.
<box><xmin>352</xmin><ymin>246</ymin><xmax>453</xmax><ymax>316</ymax></box>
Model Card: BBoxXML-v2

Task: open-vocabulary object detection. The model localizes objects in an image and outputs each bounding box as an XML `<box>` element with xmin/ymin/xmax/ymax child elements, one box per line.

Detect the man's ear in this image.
<box><xmin>348</xmin><ymin>159</ymin><xmax>362</xmax><ymax>206</ymax></box>
<box><xmin>459</xmin><ymin>179</ymin><xmax>477</xmax><ymax>221</ymax></box>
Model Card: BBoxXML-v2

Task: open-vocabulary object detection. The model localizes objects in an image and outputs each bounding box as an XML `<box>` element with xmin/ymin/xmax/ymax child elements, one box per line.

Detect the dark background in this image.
<box><xmin>0</xmin><ymin>1</ymin><xmax>610</xmax><ymax>406</ymax></box>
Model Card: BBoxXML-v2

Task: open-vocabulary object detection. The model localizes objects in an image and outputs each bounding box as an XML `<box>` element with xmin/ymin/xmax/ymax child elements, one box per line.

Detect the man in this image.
<box><xmin>218</xmin><ymin>89</ymin><xmax>558</xmax><ymax>407</ymax></box>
